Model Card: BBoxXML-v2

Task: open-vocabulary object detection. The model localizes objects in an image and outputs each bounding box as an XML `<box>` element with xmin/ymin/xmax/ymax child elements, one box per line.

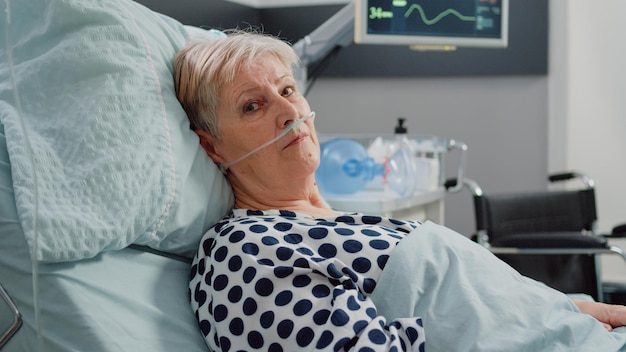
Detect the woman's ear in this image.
<box><xmin>195</xmin><ymin>130</ymin><xmax>225</xmax><ymax>164</ymax></box>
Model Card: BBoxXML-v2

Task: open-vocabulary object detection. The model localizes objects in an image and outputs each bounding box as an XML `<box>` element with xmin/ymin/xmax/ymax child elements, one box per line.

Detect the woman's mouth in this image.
<box><xmin>284</xmin><ymin>133</ymin><xmax>308</xmax><ymax>149</ymax></box>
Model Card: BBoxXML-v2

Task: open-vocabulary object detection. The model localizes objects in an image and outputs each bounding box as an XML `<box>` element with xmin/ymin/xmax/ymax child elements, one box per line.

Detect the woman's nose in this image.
<box><xmin>276</xmin><ymin>101</ymin><xmax>301</xmax><ymax>128</ymax></box>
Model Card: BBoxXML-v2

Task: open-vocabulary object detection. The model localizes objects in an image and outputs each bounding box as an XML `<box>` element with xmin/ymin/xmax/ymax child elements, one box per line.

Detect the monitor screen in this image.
<box><xmin>354</xmin><ymin>0</ymin><xmax>508</xmax><ymax>50</ymax></box>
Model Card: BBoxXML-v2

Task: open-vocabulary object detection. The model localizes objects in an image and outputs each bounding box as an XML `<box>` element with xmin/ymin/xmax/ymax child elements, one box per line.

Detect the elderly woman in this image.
<box><xmin>174</xmin><ymin>31</ymin><xmax>626</xmax><ymax>352</ymax></box>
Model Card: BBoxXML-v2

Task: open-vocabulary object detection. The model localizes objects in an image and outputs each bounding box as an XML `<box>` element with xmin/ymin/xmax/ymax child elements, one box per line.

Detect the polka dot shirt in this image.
<box><xmin>190</xmin><ymin>209</ymin><xmax>426</xmax><ymax>352</ymax></box>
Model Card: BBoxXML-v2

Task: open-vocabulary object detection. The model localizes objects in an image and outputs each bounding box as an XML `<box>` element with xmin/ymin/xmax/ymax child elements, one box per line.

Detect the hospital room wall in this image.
<box><xmin>550</xmin><ymin>0</ymin><xmax>626</xmax><ymax>235</ymax></box>
<box><xmin>549</xmin><ymin>0</ymin><xmax>626</xmax><ymax>281</ymax></box>
<box><xmin>307</xmin><ymin>76</ymin><xmax>548</xmax><ymax>237</ymax></box>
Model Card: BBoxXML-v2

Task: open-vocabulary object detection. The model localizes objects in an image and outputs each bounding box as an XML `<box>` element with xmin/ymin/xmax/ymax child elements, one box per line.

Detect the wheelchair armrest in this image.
<box><xmin>490</xmin><ymin>232</ymin><xmax>608</xmax><ymax>249</ymax></box>
<box><xmin>548</xmin><ymin>171</ymin><xmax>594</xmax><ymax>189</ymax></box>
<box><xmin>444</xmin><ymin>177</ymin><xmax>483</xmax><ymax>196</ymax></box>
<box><xmin>548</xmin><ymin>172</ymin><xmax>578</xmax><ymax>182</ymax></box>
<box><xmin>444</xmin><ymin>178</ymin><xmax>458</xmax><ymax>191</ymax></box>
<box><xmin>604</xmin><ymin>224</ymin><xmax>626</xmax><ymax>238</ymax></box>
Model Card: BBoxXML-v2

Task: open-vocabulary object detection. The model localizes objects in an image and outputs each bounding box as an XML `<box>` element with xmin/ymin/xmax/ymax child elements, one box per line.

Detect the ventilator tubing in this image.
<box><xmin>219</xmin><ymin>111</ymin><xmax>315</xmax><ymax>169</ymax></box>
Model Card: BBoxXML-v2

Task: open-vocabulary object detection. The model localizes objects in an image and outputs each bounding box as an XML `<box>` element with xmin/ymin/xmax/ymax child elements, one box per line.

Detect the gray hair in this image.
<box><xmin>174</xmin><ymin>30</ymin><xmax>300</xmax><ymax>140</ymax></box>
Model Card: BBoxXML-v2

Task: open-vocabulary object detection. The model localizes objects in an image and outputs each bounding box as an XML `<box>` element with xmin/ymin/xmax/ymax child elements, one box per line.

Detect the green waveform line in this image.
<box><xmin>404</xmin><ymin>4</ymin><xmax>476</xmax><ymax>25</ymax></box>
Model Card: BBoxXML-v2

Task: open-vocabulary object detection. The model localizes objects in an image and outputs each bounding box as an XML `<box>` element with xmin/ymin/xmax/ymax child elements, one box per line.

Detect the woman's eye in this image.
<box><xmin>243</xmin><ymin>102</ymin><xmax>260</xmax><ymax>113</ymax></box>
<box><xmin>282</xmin><ymin>86</ymin><xmax>295</xmax><ymax>97</ymax></box>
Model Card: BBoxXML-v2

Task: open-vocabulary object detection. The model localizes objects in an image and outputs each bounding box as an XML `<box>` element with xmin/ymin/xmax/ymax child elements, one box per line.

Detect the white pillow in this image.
<box><xmin>0</xmin><ymin>0</ymin><xmax>233</xmax><ymax>262</ymax></box>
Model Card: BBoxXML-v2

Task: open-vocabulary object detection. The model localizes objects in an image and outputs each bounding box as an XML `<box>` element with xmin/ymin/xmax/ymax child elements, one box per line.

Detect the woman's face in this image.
<box><xmin>210</xmin><ymin>53</ymin><xmax>319</xmax><ymax>185</ymax></box>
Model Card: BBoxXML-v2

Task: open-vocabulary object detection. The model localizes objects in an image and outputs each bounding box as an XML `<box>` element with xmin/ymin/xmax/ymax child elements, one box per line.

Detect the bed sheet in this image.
<box><xmin>0</xmin><ymin>240</ymin><xmax>210</xmax><ymax>352</ymax></box>
<box><xmin>370</xmin><ymin>221</ymin><xmax>626</xmax><ymax>351</ymax></box>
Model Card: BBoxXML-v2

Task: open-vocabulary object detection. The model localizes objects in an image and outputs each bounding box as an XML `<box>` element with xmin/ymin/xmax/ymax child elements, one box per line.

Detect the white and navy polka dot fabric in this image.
<box><xmin>190</xmin><ymin>209</ymin><xmax>426</xmax><ymax>351</ymax></box>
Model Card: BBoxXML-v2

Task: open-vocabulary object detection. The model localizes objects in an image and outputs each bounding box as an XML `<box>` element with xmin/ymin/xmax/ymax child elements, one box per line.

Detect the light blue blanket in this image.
<box><xmin>370</xmin><ymin>221</ymin><xmax>626</xmax><ymax>351</ymax></box>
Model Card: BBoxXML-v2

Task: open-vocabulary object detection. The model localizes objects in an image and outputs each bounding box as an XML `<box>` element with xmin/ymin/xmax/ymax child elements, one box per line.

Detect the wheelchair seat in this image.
<box><xmin>447</xmin><ymin>172</ymin><xmax>626</xmax><ymax>302</ymax></box>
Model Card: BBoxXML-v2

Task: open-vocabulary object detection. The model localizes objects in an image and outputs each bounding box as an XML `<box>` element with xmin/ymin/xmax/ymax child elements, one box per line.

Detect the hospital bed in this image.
<box><xmin>0</xmin><ymin>0</ymin><xmax>234</xmax><ymax>350</ymax></box>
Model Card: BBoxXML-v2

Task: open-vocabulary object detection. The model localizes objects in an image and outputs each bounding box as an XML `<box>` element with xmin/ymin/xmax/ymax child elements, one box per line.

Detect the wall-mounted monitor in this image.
<box><xmin>355</xmin><ymin>0</ymin><xmax>508</xmax><ymax>50</ymax></box>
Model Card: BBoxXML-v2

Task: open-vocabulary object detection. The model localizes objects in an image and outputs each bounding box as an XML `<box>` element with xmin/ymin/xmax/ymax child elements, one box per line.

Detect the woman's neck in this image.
<box><xmin>234</xmin><ymin>194</ymin><xmax>339</xmax><ymax>218</ymax></box>
<box><xmin>231</xmin><ymin>183</ymin><xmax>339</xmax><ymax>218</ymax></box>
<box><xmin>226</xmin><ymin>167</ymin><xmax>340</xmax><ymax>218</ymax></box>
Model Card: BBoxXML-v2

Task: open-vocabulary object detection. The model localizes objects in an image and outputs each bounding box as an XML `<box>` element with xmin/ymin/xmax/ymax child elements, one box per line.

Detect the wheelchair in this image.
<box><xmin>446</xmin><ymin>172</ymin><xmax>626</xmax><ymax>302</ymax></box>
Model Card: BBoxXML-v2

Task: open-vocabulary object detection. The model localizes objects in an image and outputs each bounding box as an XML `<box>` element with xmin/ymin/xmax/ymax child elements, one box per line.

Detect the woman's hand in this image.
<box><xmin>572</xmin><ymin>298</ymin><xmax>626</xmax><ymax>331</ymax></box>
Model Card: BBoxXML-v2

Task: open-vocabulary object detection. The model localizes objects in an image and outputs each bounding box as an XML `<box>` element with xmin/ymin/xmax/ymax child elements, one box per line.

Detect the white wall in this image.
<box><xmin>549</xmin><ymin>0</ymin><xmax>626</xmax><ymax>282</ymax></box>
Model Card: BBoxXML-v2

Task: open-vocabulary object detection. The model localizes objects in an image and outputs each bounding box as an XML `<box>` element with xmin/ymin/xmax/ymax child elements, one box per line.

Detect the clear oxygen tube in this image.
<box><xmin>218</xmin><ymin>111</ymin><xmax>315</xmax><ymax>171</ymax></box>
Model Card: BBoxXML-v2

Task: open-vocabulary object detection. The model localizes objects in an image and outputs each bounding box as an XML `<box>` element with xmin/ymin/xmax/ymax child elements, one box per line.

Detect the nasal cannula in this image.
<box><xmin>218</xmin><ymin>111</ymin><xmax>316</xmax><ymax>171</ymax></box>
